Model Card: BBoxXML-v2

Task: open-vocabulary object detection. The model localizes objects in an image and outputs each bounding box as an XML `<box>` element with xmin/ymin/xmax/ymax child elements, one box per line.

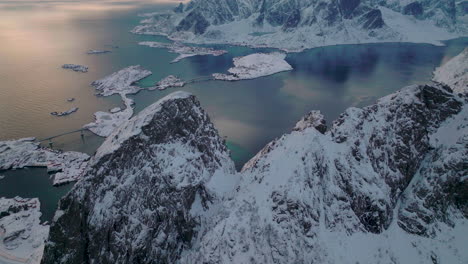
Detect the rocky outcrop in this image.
<box><xmin>360</xmin><ymin>9</ymin><xmax>385</xmax><ymax>29</ymax></box>
<box><xmin>42</xmin><ymin>92</ymin><xmax>235</xmax><ymax>263</ymax></box>
<box><xmin>403</xmin><ymin>2</ymin><xmax>424</xmax><ymax>17</ymax></box>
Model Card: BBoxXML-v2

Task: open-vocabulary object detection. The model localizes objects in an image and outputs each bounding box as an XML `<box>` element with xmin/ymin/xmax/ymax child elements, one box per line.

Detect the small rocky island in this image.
<box><xmin>150</xmin><ymin>75</ymin><xmax>185</xmax><ymax>90</ymax></box>
<box><xmin>50</xmin><ymin>107</ymin><xmax>78</xmax><ymax>117</ymax></box>
<box><xmin>87</xmin><ymin>49</ymin><xmax>111</xmax><ymax>55</ymax></box>
<box><xmin>61</xmin><ymin>64</ymin><xmax>88</xmax><ymax>73</ymax></box>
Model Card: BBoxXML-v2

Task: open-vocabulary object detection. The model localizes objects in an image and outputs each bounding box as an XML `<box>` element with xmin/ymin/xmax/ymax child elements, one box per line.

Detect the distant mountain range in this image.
<box><xmin>133</xmin><ymin>0</ymin><xmax>468</xmax><ymax>51</ymax></box>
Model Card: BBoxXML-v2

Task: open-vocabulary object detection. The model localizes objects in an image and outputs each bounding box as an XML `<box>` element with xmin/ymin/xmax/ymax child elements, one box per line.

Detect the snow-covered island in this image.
<box><xmin>0</xmin><ymin>138</ymin><xmax>89</xmax><ymax>186</ymax></box>
<box><xmin>149</xmin><ymin>75</ymin><xmax>185</xmax><ymax>90</ymax></box>
<box><xmin>0</xmin><ymin>175</ymin><xmax>4</xmax><ymax>180</ymax></box>
<box><xmin>87</xmin><ymin>50</ymin><xmax>111</xmax><ymax>55</ymax></box>
<box><xmin>61</xmin><ymin>64</ymin><xmax>88</xmax><ymax>73</ymax></box>
<box><xmin>91</xmin><ymin>65</ymin><xmax>151</xmax><ymax>97</ymax></box>
<box><xmin>50</xmin><ymin>107</ymin><xmax>78</xmax><ymax>117</ymax></box>
<box><xmin>0</xmin><ymin>197</ymin><xmax>49</xmax><ymax>264</ymax></box>
<box><xmin>213</xmin><ymin>52</ymin><xmax>292</xmax><ymax>81</ymax></box>
<box><xmin>433</xmin><ymin>47</ymin><xmax>468</xmax><ymax>94</ymax></box>
<box><xmin>84</xmin><ymin>65</ymin><xmax>152</xmax><ymax>137</ymax></box>
<box><xmin>139</xmin><ymin>41</ymin><xmax>227</xmax><ymax>63</ymax></box>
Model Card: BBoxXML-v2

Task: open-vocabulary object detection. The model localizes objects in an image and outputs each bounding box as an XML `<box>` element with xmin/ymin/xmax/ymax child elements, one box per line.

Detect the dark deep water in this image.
<box><xmin>0</xmin><ymin>0</ymin><xmax>466</xmax><ymax>221</ymax></box>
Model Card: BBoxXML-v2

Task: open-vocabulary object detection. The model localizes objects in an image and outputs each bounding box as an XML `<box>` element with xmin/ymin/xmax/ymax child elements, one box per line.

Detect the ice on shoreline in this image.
<box><xmin>0</xmin><ymin>138</ymin><xmax>89</xmax><ymax>186</ymax></box>
<box><xmin>61</xmin><ymin>64</ymin><xmax>88</xmax><ymax>73</ymax></box>
<box><xmin>87</xmin><ymin>50</ymin><xmax>111</xmax><ymax>55</ymax></box>
<box><xmin>50</xmin><ymin>107</ymin><xmax>78</xmax><ymax>117</ymax></box>
<box><xmin>149</xmin><ymin>75</ymin><xmax>185</xmax><ymax>90</ymax></box>
<box><xmin>139</xmin><ymin>41</ymin><xmax>227</xmax><ymax>63</ymax></box>
<box><xmin>85</xmin><ymin>65</ymin><xmax>152</xmax><ymax>137</ymax></box>
<box><xmin>0</xmin><ymin>197</ymin><xmax>49</xmax><ymax>264</ymax></box>
<box><xmin>213</xmin><ymin>52</ymin><xmax>293</xmax><ymax>81</ymax></box>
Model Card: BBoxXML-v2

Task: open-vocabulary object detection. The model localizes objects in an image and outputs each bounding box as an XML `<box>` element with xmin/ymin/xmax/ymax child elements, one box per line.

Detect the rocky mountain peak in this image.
<box><xmin>42</xmin><ymin>91</ymin><xmax>235</xmax><ymax>263</ymax></box>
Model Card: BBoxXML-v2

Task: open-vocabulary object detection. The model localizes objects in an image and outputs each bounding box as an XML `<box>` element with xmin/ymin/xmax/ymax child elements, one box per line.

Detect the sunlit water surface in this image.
<box><xmin>0</xmin><ymin>1</ymin><xmax>466</xmax><ymax>221</ymax></box>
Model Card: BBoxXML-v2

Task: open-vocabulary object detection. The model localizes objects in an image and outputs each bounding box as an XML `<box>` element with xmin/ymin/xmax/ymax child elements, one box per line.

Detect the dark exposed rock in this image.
<box><xmin>282</xmin><ymin>9</ymin><xmax>301</xmax><ymax>30</ymax></box>
<box><xmin>174</xmin><ymin>3</ymin><xmax>184</xmax><ymax>13</ymax></box>
<box><xmin>292</xmin><ymin>110</ymin><xmax>327</xmax><ymax>134</ymax></box>
<box><xmin>403</xmin><ymin>2</ymin><xmax>424</xmax><ymax>17</ymax></box>
<box><xmin>176</xmin><ymin>10</ymin><xmax>210</xmax><ymax>35</ymax></box>
<box><xmin>360</xmin><ymin>9</ymin><xmax>385</xmax><ymax>29</ymax></box>
<box><xmin>339</xmin><ymin>0</ymin><xmax>361</xmax><ymax>19</ymax></box>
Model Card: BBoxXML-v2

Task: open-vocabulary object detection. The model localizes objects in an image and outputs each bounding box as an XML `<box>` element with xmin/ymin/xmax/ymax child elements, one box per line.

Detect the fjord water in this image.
<box><xmin>0</xmin><ymin>1</ymin><xmax>466</xmax><ymax>220</ymax></box>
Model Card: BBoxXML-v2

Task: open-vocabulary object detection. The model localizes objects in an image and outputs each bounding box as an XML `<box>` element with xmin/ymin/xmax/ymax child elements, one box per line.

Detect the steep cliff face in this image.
<box><xmin>133</xmin><ymin>0</ymin><xmax>467</xmax><ymax>51</ymax></box>
<box><xmin>42</xmin><ymin>53</ymin><xmax>467</xmax><ymax>263</ymax></box>
<box><xmin>42</xmin><ymin>92</ymin><xmax>235</xmax><ymax>264</ymax></box>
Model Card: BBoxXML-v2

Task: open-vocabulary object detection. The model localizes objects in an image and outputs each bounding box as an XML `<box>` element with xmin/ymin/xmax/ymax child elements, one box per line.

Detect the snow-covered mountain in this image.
<box><xmin>133</xmin><ymin>0</ymin><xmax>467</xmax><ymax>51</ymax></box>
<box><xmin>42</xmin><ymin>54</ymin><xmax>467</xmax><ymax>263</ymax></box>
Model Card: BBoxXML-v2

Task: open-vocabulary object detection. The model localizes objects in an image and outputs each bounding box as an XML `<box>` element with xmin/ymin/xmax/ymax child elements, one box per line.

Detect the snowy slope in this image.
<box><xmin>132</xmin><ymin>0</ymin><xmax>467</xmax><ymax>51</ymax></box>
<box><xmin>433</xmin><ymin>47</ymin><xmax>468</xmax><ymax>94</ymax></box>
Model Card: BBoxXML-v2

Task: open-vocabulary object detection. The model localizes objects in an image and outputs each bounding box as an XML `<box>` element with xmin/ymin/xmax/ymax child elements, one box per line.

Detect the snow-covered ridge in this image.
<box><xmin>433</xmin><ymin>47</ymin><xmax>468</xmax><ymax>94</ymax></box>
<box><xmin>43</xmin><ymin>80</ymin><xmax>468</xmax><ymax>263</ymax></box>
<box><xmin>132</xmin><ymin>0</ymin><xmax>467</xmax><ymax>52</ymax></box>
<box><xmin>42</xmin><ymin>50</ymin><xmax>468</xmax><ymax>263</ymax></box>
<box><xmin>0</xmin><ymin>138</ymin><xmax>89</xmax><ymax>186</ymax></box>
<box><xmin>213</xmin><ymin>52</ymin><xmax>292</xmax><ymax>80</ymax></box>
<box><xmin>139</xmin><ymin>41</ymin><xmax>227</xmax><ymax>63</ymax></box>
<box><xmin>93</xmin><ymin>91</ymin><xmax>192</xmax><ymax>160</ymax></box>
<box><xmin>0</xmin><ymin>197</ymin><xmax>49</xmax><ymax>264</ymax></box>
<box><xmin>43</xmin><ymin>91</ymin><xmax>236</xmax><ymax>263</ymax></box>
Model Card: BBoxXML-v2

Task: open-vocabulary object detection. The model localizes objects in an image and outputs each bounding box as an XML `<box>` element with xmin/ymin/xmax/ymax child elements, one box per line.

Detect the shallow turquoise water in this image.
<box><xmin>0</xmin><ymin>168</ymin><xmax>73</xmax><ymax>222</ymax></box>
<box><xmin>0</xmin><ymin>1</ymin><xmax>467</xmax><ymax>220</ymax></box>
